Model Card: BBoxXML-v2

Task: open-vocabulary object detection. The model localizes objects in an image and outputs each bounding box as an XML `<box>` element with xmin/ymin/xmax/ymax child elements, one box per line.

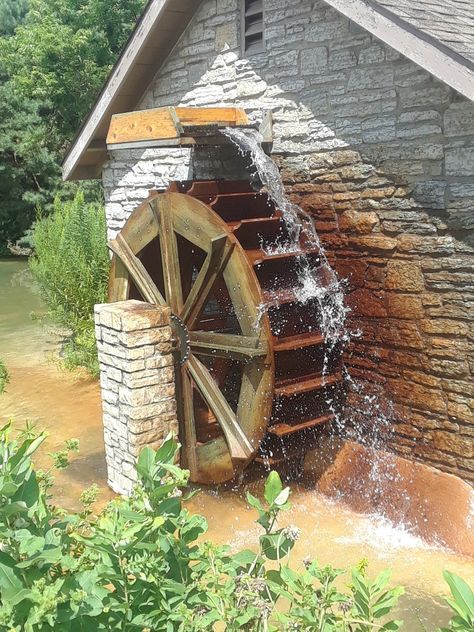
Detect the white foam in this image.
<box><xmin>337</xmin><ymin>514</ymin><xmax>439</xmax><ymax>557</ymax></box>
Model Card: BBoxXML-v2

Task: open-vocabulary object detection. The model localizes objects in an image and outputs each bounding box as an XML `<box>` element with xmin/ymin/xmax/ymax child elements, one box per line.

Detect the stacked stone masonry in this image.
<box><xmin>102</xmin><ymin>0</ymin><xmax>474</xmax><ymax>481</ymax></box>
<box><xmin>94</xmin><ymin>300</ymin><xmax>178</xmax><ymax>495</ymax></box>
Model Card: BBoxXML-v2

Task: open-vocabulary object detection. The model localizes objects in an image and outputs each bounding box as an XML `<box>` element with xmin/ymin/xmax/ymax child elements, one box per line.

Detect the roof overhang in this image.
<box><xmin>325</xmin><ymin>0</ymin><xmax>474</xmax><ymax>102</ymax></box>
<box><xmin>62</xmin><ymin>0</ymin><xmax>198</xmax><ymax>181</ymax></box>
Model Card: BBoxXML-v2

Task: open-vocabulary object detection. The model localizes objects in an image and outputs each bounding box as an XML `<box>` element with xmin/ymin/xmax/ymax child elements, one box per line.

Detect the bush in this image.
<box><xmin>0</xmin><ymin>358</ymin><xmax>9</xmax><ymax>393</ymax></box>
<box><xmin>30</xmin><ymin>191</ymin><xmax>110</xmax><ymax>375</ymax></box>
<box><xmin>0</xmin><ymin>424</ymin><xmax>407</xmax><ymax>631</ymax></box>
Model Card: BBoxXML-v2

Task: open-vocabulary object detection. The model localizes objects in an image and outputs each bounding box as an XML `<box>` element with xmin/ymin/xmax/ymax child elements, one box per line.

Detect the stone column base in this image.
<box><xmin>94</xmin><ymin>300</ymin><xmax>178</xmax><ymax>495</ymax></box>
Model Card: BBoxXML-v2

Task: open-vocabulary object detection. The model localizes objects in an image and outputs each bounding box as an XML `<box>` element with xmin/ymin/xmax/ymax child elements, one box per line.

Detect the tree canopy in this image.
<box><xmin>0</xmin><ymin>0</ymin><xmax>28</xmax><ymax>36</ymax></box>
<box><xmin>0</xmin><ymin>0</ymin><xmax>146</xmax><ymax>251</ymax></box>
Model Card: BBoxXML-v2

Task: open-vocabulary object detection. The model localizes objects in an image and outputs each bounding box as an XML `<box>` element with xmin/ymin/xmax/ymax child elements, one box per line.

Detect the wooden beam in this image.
<box><xmin>189</xmin><ymin>331</ymin><xmax>268</xmax><ymax>361</ymax></box>
<box><xmin>106</xmin><ymin>106</ymin><xmax>250</xmax><ymax>147</ymax></box>
<box><xmin>108</xmin><ymin>234</ymin><xmax>166</xmax><ymax>306</ymax></box>
<box><xmin>187</xmin><ymin>355</ymin><xmax>254</xmax><ymax>461</ymax></box>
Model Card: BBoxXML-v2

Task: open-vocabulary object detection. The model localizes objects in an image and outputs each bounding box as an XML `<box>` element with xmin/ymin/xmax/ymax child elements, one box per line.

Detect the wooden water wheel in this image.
<box><xmin>108</xmin><ymin>180</ymin><xmax>345</xmax><ymax>484</ymax></box>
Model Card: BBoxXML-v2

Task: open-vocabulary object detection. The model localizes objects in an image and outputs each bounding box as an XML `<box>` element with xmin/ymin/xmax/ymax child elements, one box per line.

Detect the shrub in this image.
<box><xmin>0</xmin><ymin>424</ymin><xmax>407</xmax><ymax>631</ymax></box>
<box><xmin>30</xmin><ymin>191</ymin><xmax>110</xmax><ymax>375</ymax></box>
<box><xmin>0</xmin><ymin>358</ymin><xmax>9</xmax><ymax>393</ymax></box>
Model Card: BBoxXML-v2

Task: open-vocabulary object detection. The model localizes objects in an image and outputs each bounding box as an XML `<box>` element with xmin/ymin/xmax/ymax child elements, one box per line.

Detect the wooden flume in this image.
<box><xmin>108</xmin><ymin>180</ymin><xmax>345</xmax><ymax>483</ymax></box>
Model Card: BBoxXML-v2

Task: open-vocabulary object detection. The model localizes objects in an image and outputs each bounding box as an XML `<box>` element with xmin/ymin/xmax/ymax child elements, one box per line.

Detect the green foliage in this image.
<box><xmin>0</xmin><ymin>0</ymin><xmax>146</xmax><ymax>141</ymax></box>
<box><xmin>0</xmin><ymin>0</ymin><xmax>145</xmax><ymax>252</ymax></box>
<box><xmin>0</xmin><ymin>0</ymin><xmax>28</xmax><ymax>36</ymax></box>
<box><xmin>439</xmin><ymin>571</ymin><xmax>474</xmax><ymax>632</ymax></box>
<box><xmin>0</xmin><ymin>426</ymin><xmax>407</xmax><ymax>631</ymax></box>
<box><xmin>30</xmin><ymin>191</ymin><xmax>110</xmax><ymax>374</ymax></box>
<box><xmin>0</xmin><ymin>358</ymin><xmax>9</xmax><ymax>393</ymax></box>
<box><xmin>0</xmin><ymin>82</ymin><xmax>59</xmax><ymax>253</ymax></box>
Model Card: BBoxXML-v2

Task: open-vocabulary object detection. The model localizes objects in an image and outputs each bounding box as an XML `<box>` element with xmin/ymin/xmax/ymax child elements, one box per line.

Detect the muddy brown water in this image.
<box><xmin>1</xmin><ymin>259</ymin><xmax>473</xmax><ymax>630</ymax></box>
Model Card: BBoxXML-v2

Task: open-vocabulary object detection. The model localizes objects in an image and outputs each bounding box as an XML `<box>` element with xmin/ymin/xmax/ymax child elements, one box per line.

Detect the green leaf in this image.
<box><xmin>264</xmin><ymin>471</ymin><xmax>283</xmax><ymax>505</ymax></box>
<box><xmin>0</xmin><ymin>481</ymin><xmax>19</xmax><ymax>496</ymax></box>
<box><xmin>155</xmin><ymin>435</ymin><xmax>179</xmax><ymax>465</ymax></box>
<box><xmin>274</xmin><ymin>487</ymin><xmax>290</xmax><ymax>507</ymax></box>
<box><xmin>381</xmin><ymin>621</ymin><xmax>403</xmax><ymax>631</ymax></box>
<box><xmin>0</xmin><ymin>552</ymin><xmax>24</xmax><ymax>604</ymax></box>
<box><xmin>443</xmin><ymin>571</ymin><xmax>474</xmax><ymax>622</ymax></box>
<box><xmin>136</xmin><ymin>446</ymin><xmax>156</xmax><ymax>479</ymax></box>
<box><xmin>247</xmin><ymin>492</ymin><xmax>263</xmax><ymax>511</ymax></box>
<box><xmin>260</xmin><ymin>533</ymin><xmax>294</xmax><ymax>561</ymax></box>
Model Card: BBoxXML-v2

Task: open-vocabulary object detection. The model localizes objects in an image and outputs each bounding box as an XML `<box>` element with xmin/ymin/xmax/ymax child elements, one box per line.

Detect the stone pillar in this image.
<box><xmin>94</xmin><ymin>300</ymin><xmax>178</xmax><ymax>495</ymax></box>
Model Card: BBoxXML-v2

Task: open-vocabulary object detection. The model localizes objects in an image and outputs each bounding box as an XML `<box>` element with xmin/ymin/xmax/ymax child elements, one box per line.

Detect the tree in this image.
<box><xmin>0</xmin><ymin>0</ymin><xmax>146</xmax><ymax>251</ymax></box>
<box><xmin>0</xmin><ymin>83</ymin><xmax>58</xmax><ymax>252</ymax></box>
<box><xmin>0</xmin><ymin>0</ymin><xmax>28</xmax><ymax>36</ymax></box>
<box><xmin>0</xmin><ymin>0</ymin><xmax>146</xmax><ymax>143</ymax></box>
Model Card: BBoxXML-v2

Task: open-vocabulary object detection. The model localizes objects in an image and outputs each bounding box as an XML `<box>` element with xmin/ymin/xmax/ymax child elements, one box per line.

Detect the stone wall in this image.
<box><xmin>102</xmin><ymin>0</ymin><xmax>474</xmax><ymax>481</ymax></box>
<box><xmin>94</xmin><ymin>300</ymin><xmax>178</xmax><ymax>494</ymax></box>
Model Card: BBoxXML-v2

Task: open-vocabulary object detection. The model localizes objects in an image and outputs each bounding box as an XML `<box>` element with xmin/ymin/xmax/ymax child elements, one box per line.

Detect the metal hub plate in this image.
<box><xmin>170</xmin><ymin>314</ymin><xmax>190</xmax><ymax>365</ymax></box>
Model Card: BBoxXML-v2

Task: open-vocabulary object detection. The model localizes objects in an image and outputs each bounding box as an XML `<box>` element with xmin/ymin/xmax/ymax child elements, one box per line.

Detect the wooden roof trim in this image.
<box><xmin>325</xmin><ymin>0</ymin><xmax>474</xmax><ymax>102</ymax></box>
<box><xmin>62</xmin><ymin>0</ymin><xmax>188</xmax><ymax>181</ymax></box>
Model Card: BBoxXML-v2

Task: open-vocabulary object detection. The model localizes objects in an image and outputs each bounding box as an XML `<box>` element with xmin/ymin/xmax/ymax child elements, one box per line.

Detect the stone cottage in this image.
<box><xmin>63</xmin><ymin>0</ymin><xmax>474</xmax><ymax>482</ymax></box>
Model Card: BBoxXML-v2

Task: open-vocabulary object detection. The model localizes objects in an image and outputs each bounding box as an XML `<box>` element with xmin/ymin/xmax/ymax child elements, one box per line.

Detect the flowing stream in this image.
<box><xmin>1</xmin><ymin>257</ymin><xmax>473</xmax><ymax>630</ymax></box>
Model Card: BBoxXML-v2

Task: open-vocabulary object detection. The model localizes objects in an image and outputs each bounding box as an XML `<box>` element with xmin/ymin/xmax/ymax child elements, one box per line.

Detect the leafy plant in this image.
<box><xmin>30</xmin><ymin>190</ymin><xmax>110</xmax><ymax>374</ymax></box>
<box><xmin>439</xmin><ymin>571</ymin><xmax>474</xmax><ymax>632</ymax></box>
<box><xmin>0</xmin><ymin>357</ymin><xmax>9</xmax><ymax>393</ymax></box>
<box><xmin>0</xmin><ymin>425</ymin><xmax>407</xmax><ymax>631</ymax></box>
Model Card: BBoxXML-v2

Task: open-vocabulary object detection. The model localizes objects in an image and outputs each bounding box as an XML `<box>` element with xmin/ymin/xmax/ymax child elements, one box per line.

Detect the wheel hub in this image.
<box><xmin>170</xmin><ymin>314</ymin><xmax>191</xmax><ymax>365</ymax></box>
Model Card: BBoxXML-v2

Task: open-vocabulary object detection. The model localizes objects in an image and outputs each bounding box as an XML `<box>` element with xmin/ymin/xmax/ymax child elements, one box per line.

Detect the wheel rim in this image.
<box><xmin>108</xmin><ymin>192</ymin><xmax>274</xmax><ymax>483</ymax></box>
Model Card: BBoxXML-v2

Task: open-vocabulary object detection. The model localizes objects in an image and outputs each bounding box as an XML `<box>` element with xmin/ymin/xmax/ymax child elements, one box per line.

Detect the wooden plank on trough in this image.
<box><xmin>106</xmin><ymin>107</ymin><xmax>250</xmax><ymax>147</ymax></box>
<box><xmin>176</xmin><ymin>107</ymin><xmax>248</xmax><ymax>126</ymax></box>
<box><xmin>106</xmin><ymin>108</ymin><xmax>178</xmax><ymax>145</ymax></box>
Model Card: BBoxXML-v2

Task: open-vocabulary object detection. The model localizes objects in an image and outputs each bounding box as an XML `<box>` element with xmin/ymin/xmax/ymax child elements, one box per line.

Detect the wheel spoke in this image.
<box><xmin>153</xmin><ymin>197</ymin><xmax>183</xmax><ymax>313</ymax></box>
<box><xmin>189</xmin><ymin>331</ymin><xmax>268</xmax><ymax>361</ymax></box>
<box><xmin>181</xmin><ymin>235</ymin><xmax>232</xmax><ymax>329</ymax></box>
<box><xmin>176</xmin><ymin>366</ymin><xmax>198</xmax><ymax>478</ymax></box>
<box><xmin>187</xmin><ymin>354</ymin><xmax>253</xmax><ymax>461</ymax></box>
<box><xmin>108</xmin><ymin>234</ymin><xmax>166</xmax><ymax>306</ymax></box>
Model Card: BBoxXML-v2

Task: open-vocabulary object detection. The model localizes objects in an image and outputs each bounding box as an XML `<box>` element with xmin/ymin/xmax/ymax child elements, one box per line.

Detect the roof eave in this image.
<box><xmin>324</xmin><ymin>0</ymin><xmax>474</xmax><ymax>102</ymax></box>
<box><xmin>62</xmin><ymin>0</ymin><xmax>197</xmax><ymax>181</ymax></box>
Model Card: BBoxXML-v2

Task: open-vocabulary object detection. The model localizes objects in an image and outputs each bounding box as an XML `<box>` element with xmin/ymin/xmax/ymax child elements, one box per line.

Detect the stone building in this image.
<box><xmin>64</xmin><ymin>0</ymin><xmax>474</xmax><ymax>482</ymax></box>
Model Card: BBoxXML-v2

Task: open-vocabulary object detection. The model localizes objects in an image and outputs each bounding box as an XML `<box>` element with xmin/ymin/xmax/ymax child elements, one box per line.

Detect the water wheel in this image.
<box><xmin>108</xmin><ymin>180</ymin><xmax>345</xmax><ymax>484</ymax></box>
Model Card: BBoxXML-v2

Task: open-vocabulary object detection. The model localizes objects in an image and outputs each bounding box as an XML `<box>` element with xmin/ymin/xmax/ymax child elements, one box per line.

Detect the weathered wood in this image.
<box><xmin>108</xmin><ymin>234</ymin><xmax>166</xmax><ymax>306</ymax></box>
<box><xmin>153</xmin><ymin>196</ymin><xmax>183</xmax><ymax>313</ymax></box>
<box><xmin>107</xmin><ymin>183</ymin><xmax>340</xmax><ymax>485</ymax></box>
<box><xmin>268</xmin><ymin>414</ymin><xmax>334</xmax><ymax>437</ymax></box>
<box><xmin>176</xmin><ymin>106</ymin><xmax>248</xmax><ymax>127</ymax></box>
<box><xmin>108</xmin><ymin>255</ymin><xmax>130</xmax><ymax>302</ymax></box>
<box><xmin>181</xmin><ymin>235</ymin><xmax>230</xmax><ymax>329</ymax></box>
<box><xmin>187</xmin><ymin>354</ymin><xmax>254</xmax><ymax>461</ymax></box>
<box><xmin>106</xmin><ymin>106</ymin><xmax>250</xmax><ymax>147</ymax></box>
<box><xmin>274</xmin><ymin>373</ymin><xmax>342</xmax><ymax>397</ymax></box>
<box><xmin>107</xmin><ymin>108</ymin><xmax>178</xmax><ymax>145</ymax></box>
<box><xmin>195</xmin><ymin>438</ymin><xmax>234</xmax><ymax>484</ymax></box>
<box><xmin>177</xmin><ymin>366</ymin><xmax>198</xmax><ymax>478</ymax></box>
<box><xmin>189</xmin><ymin>331</ymin><xmax>267</xmax><ymax>360</ymax></box>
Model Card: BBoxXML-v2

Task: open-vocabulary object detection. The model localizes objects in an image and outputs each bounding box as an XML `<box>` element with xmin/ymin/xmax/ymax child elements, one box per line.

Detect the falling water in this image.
<box><xmin>223</xmin><ymin>127</ymin><xmax>349</xmax><ymax>349</ymax></box>
<box><xmin>222</xmin><ymin>126</ymin><xmax>408</xmax><ymax>511</ymax></box>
